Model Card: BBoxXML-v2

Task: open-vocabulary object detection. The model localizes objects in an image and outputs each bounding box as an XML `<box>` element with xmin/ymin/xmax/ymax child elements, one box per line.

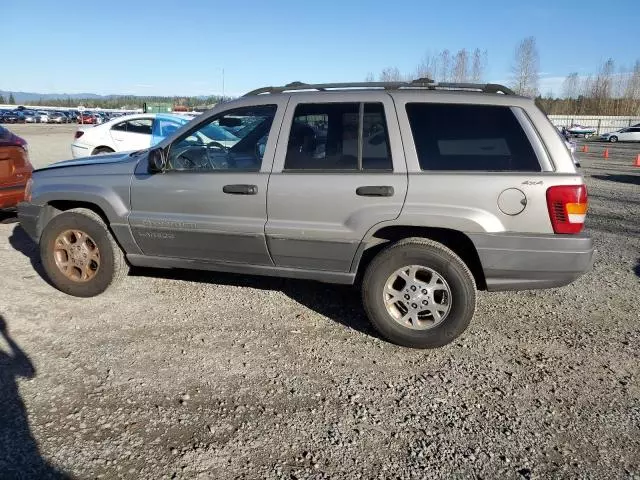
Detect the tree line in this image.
<box><xmin>0</xmin><ymin>94</ymin><xmax>227</xmax><ymax>110</ymax></box>
<box><xmin>367</xmin><ymin>37</ymin><xmax>640</xmax><ymax>116</ymax></box>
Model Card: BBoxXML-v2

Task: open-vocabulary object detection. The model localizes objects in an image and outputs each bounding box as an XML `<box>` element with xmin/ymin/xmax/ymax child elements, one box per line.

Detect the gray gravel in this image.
<box><xmin>0</xmin><ymin>126</ymin><xmax>638</xmax><ymax>479</ymax></box>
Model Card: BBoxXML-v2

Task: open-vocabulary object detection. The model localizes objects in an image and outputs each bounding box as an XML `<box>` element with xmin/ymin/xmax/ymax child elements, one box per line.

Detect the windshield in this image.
<box><xmin>199</xmin><ymin>124</ymin><xmax>239</xmax><ymax>142</ymax></box>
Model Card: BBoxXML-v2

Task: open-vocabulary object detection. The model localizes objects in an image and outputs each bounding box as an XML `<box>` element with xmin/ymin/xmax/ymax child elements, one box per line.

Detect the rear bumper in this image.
<box><xmin>71</xmin><ymin>143</ymin><xmax>91</xmax><ymax>158</ymax></box>
<box><xmin>0</xmin><ymin>183</ymin><xmax>27</xmax><ymax>209</ymax></box>
<box><xmin>469</xmin><ymin>232</ymin><xmax>595</xmax><ymax>291</ymax></box>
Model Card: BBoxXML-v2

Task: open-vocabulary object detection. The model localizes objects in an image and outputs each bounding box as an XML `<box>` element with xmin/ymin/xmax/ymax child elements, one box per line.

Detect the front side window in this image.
<box><xmin>284</xmin><ymin>102</ymin><xmax>392</xmax><ymax>171</ymax></box>
<box><xmin>167</xmin><ymin>105</ymin><xmax>276</xmax><ymax>171</ymax></box>
<box><xmin>406</xmin><ymin>103</ymin><xmax>541</xmax><ymax>171</ymax></box>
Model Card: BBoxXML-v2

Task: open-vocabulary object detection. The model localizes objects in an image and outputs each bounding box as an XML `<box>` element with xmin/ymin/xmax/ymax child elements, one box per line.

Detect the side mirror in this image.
<box><xmin>148</xmin><ymin>148</ymin><xmax>166</xmax><ymax>173</ymax></box>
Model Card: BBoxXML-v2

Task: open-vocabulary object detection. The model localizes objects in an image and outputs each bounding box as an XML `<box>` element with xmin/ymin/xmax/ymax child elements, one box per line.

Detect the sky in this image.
<box><xmin>3</xmin><ymin>0</ymin><xmax>639</xmax><ymax>97</ymax></box>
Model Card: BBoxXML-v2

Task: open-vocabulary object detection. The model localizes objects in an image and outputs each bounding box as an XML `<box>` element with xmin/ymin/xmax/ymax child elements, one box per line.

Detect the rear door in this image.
<box><xmin>265</xmin><ymin>93</ymin><xmax>408</xmax><ymax>272</ymax></box>
<box><xmin>394</xmin><ymin>96</ymin><xmax>560</xmax><ymax>235</ymax></box>
<box><xmin>109</xmin><ymin>117</ymin><xmax>154</xmax><ymax>151</ymax></box>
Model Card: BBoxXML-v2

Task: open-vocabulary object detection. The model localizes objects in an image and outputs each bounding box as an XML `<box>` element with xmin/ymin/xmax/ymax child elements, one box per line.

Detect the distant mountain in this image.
<box><xmin>0</xmin><ymin>90</ymin><xmax>218</xmax><ymax>103</ymax></box>
<box><xmin>0</xmin><ymin>90</ymin><xmax>106</xmax><ymax>103</ymax></box>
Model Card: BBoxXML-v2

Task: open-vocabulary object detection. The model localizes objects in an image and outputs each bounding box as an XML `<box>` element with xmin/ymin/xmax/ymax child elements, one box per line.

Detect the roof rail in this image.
<box><xmin>243</xmin><ymin>79</ymin><xmax>515</xmax><ymax>96</ymax></box>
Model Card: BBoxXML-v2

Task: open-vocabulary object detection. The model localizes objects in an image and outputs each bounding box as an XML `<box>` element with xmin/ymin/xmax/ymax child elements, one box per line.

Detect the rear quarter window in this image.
<box><xmin>406</xmin><ymin>103</ymin><xmax>541</xmax><ymax>172</ymax></box>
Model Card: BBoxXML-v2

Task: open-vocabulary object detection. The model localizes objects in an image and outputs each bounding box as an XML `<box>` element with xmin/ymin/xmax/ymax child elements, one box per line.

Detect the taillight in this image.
<box><xmin>546</xmin><ymin>185</ymin><xmax>588</xmax><ymax>234</ymax></box>
<box><xmin>75</xmin><ymin>130</ymin><xmax>84</xmax><ymax>139</ymax></box>
<box><xmin>24</xmin><ymin>178</ymin><xmax>33</xmax><ymax>203</ymax></box>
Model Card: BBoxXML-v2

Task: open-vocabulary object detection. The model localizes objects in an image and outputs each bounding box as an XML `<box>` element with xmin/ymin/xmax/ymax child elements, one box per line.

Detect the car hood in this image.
<box><xmin>35</xmin><ymin>151</ymin><xmax>144</xmax><ymax>175</ymax></box>
<box><xmin>36</xmin><ymin>152</ymin><xmax>141</xmax><ymax>171</ymax></box>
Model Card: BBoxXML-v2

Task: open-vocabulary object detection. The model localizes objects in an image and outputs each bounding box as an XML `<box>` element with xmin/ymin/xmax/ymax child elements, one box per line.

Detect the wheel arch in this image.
<box><xmin>353</xmin><ymin>225</ymin><xmax>487</xmax><ymax>290</ymax></box>
<box><xmin>92</xmin><ymin>145</ymin><xmax>115</xmax><ymax>155</ymax></box>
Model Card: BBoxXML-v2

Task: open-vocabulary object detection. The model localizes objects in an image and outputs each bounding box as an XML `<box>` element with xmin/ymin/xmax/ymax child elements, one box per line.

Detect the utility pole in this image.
<box><xmin>222</xmin><ymin>68</ymin><xmax>225</xmax><ymax>99</ymax></box>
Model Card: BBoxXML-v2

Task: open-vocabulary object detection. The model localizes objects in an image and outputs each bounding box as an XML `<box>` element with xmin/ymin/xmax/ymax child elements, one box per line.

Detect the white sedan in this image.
<box><xmin>600</xmin><ymin>127</ymin><xmax>640</xmax><ymax>143</ymax></box>
<box><xmin>71</xmin><ymin>113</ymin><xmax>239</xmax><ymax>158</ymax></box>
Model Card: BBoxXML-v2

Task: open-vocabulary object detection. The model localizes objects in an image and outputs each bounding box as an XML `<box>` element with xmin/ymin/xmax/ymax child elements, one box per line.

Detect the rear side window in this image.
<box><xmin>285</xmin><ymin>102</ymin><xmax>392</xmax><ymax>171</ymax></box>
<box><xmin>406</xmin><ymin>103</ymin><xmax>540</xmax><ymax>171</ymax></box>
<box><xmin>111</xmin><ymin>119</ymin><xmax>153</xmax><ymax>135</ymax></box>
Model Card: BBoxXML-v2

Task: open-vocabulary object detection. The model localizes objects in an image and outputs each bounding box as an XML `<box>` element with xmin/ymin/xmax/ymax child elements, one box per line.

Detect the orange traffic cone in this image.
<box><xmin>634</xmin><ymin>154</ymin><xmax>640</xmax><ymax>167</ymax></box>
<box><xmin>603</xmin><ymin>148</ymin><xmax>609</xmax><ymax>159</ymax></box>
<box><xmin>581</xmin><ymin>145</ymin><xmax>589</xmax><ymax>153</ymax></box>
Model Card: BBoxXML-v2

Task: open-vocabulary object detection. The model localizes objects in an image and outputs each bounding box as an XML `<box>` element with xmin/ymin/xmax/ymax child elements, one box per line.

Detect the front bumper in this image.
<box><xmin>469</xmin><ymin>232</ymin><xmax>595</xmax><ymax>291</ymax></box>
<box><xmin>17</xmin><ymin>202</ymin><xmax>43</xmax><ymax>242</ymax></box>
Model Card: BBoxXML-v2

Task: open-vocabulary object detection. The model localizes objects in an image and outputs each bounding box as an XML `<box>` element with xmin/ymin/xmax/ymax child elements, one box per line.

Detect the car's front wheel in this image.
<box><xmin>362</xmin><ymin>238</ymin><xmax>477</xmax><ymax>349</ymax></box>
<box><xmin>40</xmin><ymin>209</ymin><xmax>129</xmax><ymax>297</ymax></box>
<box><xmin>609</xmin><ymin>136</ymin><xmax>618</xmax><ymax>143</ymax></box>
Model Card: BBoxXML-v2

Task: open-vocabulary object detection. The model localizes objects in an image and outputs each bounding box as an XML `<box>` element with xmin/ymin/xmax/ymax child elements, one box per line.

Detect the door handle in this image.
<box><xmin>356</xmin><ymin>186</ymin><xmax>394</xmax><ymax>197</ymax></box>
<box><xmin>223</xmin><ymin>184</ymin><xmax>258</xmax><ymax>195</ymax></box>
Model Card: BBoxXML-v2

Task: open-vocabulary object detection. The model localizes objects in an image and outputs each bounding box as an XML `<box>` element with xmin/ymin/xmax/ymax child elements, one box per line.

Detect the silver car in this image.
<box><xmin>600</xmin><ymin>126</ymin><xmax>640</xmax><ymax>143</ymax></box>
<box><xmin>18</xmin><ymin>80</ymin><xmax>594</xmax><ymax>349</ymax></box>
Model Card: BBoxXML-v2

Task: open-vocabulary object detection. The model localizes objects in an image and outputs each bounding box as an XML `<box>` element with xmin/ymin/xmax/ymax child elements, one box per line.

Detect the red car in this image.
<box><xmin>78</xmin><ymin>113</ymin><xmax>96</xmax><ymax>124</ymax></box>
<box><xmin>0</xmin><ymin>126</ymin><xmax>33</xmax><ymax>209</ymax></box>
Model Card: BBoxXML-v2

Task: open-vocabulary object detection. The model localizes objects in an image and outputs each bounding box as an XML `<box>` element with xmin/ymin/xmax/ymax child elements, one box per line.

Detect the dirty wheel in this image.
<box><xmin>40</xmin><ymin>209</ymin><xmax>128</xmax><ymax>297</ymax></box>
<box><xmin>362</xmin><ymin>238</ymin><xmax>476</xmax><ymax>349</ymax></box>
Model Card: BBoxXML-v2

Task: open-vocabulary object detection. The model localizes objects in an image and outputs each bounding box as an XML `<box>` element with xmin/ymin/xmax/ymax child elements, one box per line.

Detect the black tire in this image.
<box><xmin>39</xmin><ymin>209</ymin><xmax>129</xmax><ymax>297</ymax></box>
<box><xmin>362</xmin><ymin>238</ymin><xmax>476</xmax><ymax>349</ymax></box>
<box><xmin>92</xmin><ymin>147</ymin><xmax>114</xmax><ymax>155</ymax></box>
<box><xmin>609</xmin><ymin>136</ymin><xmax>618</xmax><ymax>143</ymax></box>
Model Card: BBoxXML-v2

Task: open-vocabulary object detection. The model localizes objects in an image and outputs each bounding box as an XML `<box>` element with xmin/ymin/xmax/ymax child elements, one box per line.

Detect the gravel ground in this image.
<box><xmin>0</xmin><ymin>125</ymin><xmax>639</xmax><ymax>479</ymax></box>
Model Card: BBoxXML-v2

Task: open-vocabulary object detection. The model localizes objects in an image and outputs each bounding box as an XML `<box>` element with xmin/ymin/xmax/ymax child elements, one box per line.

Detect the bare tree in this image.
<box><xmin>510</xmin><ymin>36</ymin><xmax>540</xmax><ymax>97</ymax></box>
<box><xmin>624</xmin><ymin>60</ymin><xmax>640</xmax><ymax>115</ymax></box>
<box><xmin>562</xmin><ymin>73</ymin><xmax>580</xmax><ymax>99</ymax></box>
<box><xmin>439</xmin><ymin>50</ymin><xmax>452</xmax><ymax>82</ymax></box>
<box><xmin>471</xmin><ymin>49</ymin><xmax>487</xmax><ymax>82</ymax></box>
<box><xmin>452</xmin><ymin>49</ymin><xmax>469</xmax><ymax>82</ymax></box>
<box><xmin>364</xmin><ymin>72</ymin><xmax>375</xmax><ymax>82</ymax></box>
<box><xmin>416</xmin><ymin>52</ymin><xmax>438</xmax><ymax>81</ymax></box>
<box><xmin>590</xmin><ymin>58</ymin><xmax>615</xmax><ymax>114</ymax></box>
<box><xmin>379</xmin><ymin>67</ymin><xmax>403</xmax><ymax>82</ymax></box>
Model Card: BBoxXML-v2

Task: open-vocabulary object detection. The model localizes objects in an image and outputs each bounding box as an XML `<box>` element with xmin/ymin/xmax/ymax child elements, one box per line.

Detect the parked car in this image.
<box><xmin>600</xmin><ymin>127</ymin><xmax>640</xmax><ymax>143</ymax></box>
<box><xmin>18</xmin><ymin>80</ymin><xmax>594</xmax><ymax>349</ymax></box>
<box><xmin>1</xmin><ymin>111</ymin><xmax>25</xmax><ymax>123</ymax></box>
<box><xmin>37</xmin><ymin>111</ymin><xmax>50</xmax><ymax>123</ymax></box>
<box><xmin>70</xmin><ymin>113</ymin><xmax>235</xmax><ymax>157</ymax></box>
<box><xmin>0</xmin><ymin>126</ymin><xmax>33</xmax><ymax>209</ymax></box>
<box><xmin>23</xmin><ymin>110</ymin><xmax>40</xmax><ymax>123</ymax></box>
<box><xmin>78</xmin><ymin>113</ymin><xmax>97</xmax><ymax>124</ymax></box>
<box><xmin>49</xmin><ymin>112</ymin><xmax>69</xmax><ymax>123</ymax></box>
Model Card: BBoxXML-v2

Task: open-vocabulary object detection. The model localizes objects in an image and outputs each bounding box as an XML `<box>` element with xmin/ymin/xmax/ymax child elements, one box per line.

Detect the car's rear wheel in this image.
<box><xmin>93</xmin><ymin>147</ymin><xmax>114</xmax><ymax>155</ymax></box>
<box><xmin>609</xmin><ymin>136</ymin><xmax>618</xmax><ymax>143</ymax></box>
<box><xmin>40</xmin><ymin>209</ymin><xmax>128</xmax><ymax>297</ymax></box>
<box><xmin>362</xmin><ymin>238</ymin><xmax>476</xmax><ymax>348</ymax></box>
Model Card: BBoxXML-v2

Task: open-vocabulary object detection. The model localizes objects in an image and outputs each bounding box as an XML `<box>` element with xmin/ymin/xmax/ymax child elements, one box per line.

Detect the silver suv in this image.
<box><xmin>18</xmin><ymin>80</ymin><xmax>594</xmax><ymax>348</ymax></box>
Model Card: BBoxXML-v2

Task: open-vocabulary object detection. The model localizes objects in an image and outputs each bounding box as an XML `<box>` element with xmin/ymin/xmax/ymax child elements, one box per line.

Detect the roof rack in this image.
<box><xmin>243</xmin><ymin>79</ymin><xmax>515</xmax><ymax>96</ymax></box>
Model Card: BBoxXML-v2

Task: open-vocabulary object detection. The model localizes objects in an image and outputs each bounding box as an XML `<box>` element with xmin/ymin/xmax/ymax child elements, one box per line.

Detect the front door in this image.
<box><xmin>129</xmin><ymin>101</ymin><xmax>284</xmax><ymax>265</ymax></box>
<box><xmin>265</xmin><ymin>93</ymin><xmax>408</xmax><ymax>272</ymax></box>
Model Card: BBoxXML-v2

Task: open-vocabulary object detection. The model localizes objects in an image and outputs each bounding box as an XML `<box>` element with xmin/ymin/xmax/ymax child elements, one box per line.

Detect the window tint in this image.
<box><xmin>362</xmin><ymin>103</ymin><xmax>392</xmax><ymax>170</ymax></box>
<box><xmin>406</xmin><ymin>103</ymin><xmax>540</xmax><ymax>171</ymax></box>
<box><xmin>111</xmin><ymin>121</ymin><xmax>127</xmax><ymax>132</ymax></box>
<box><xmin>127</xmin><ymin>119</ymin><xmax>152</xmax><ymax>135</ymax></box>
<box><xmin>284</xmin><ymin>102</ymin><xmax>392</xmax><ymax>171</ymax></box>
<box><xmin>629</xmin><ymin>127</ymin><xmax>640</xmax><ymax>133</ymax></box>
<box><xmin>167</xmin><ymin>105</ymin><xmax>276</xmax><ymax>172</ymax></box>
